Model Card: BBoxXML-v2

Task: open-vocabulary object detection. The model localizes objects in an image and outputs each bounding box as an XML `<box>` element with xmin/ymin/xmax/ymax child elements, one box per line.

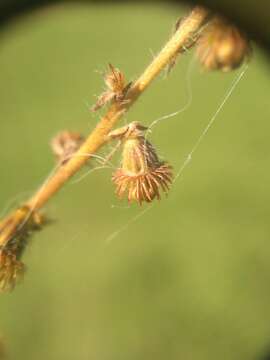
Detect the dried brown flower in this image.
<box><xmin>109</xmin><ymin>122</ymin><xmax>173</xmax><ymax>205</ymax></box>
<box><xmin>91</xmin><ymin>63</ymin><xmax>132</xmax><ymax>112</ymax></box>
<box><xmin>51</xmin><ymin>131</ymin><xmax>84</xmax><ymax>164</ymax></box>
<box><xmin>196</xmin><ymin>16</ymin><xmax>251</xmax><ymax>72</ymax></box>
<box><xmin>0</xmin><ymin>206</ymin><xmax>47</xmax><ymax>292</ymax></box>
<box><xmin>0</xmin><ymin>251</ymin><xmax>24</xmax><ymax>292</ymax></box>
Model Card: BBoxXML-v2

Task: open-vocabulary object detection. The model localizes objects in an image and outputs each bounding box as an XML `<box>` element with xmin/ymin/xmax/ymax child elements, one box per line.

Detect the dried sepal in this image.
<box><xmin>0</xmin><ymin>206</ymin><xmax>47</xmax><ymax>292</ymax></box>
<box><xmin>109</xmin><ymin>122</ymin><xmax>173</xmax><ymax>205</ymax></box>
<box><xmin>91</xmin><ymin>64</ymin><xmax>132</xmax><ymax>112</ymax></box>
<box><xmin>196</xmin><ymin>16</ymin><xmax>251</xmax><ymax>72</ymax></box>
<box><xmin>51</xmin><ymin>131</ymin><xmax>84</xmax><ymax>164</ymax></box>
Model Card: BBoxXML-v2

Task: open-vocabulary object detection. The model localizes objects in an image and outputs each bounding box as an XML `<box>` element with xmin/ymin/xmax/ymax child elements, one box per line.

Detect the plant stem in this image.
<box><xmin>0</xmin><ymin>5</ymin><xmax>208</xmax><ymax>220</ymax></box>
<box><xmin>25</xmin><ymin>6</ymin><xmax>208</xmax><ymax>211</ymax></box>
<box><xmin>0</xmin><ymin>6</ymin><xmax>209</xmax><ymax>293</ymax></box>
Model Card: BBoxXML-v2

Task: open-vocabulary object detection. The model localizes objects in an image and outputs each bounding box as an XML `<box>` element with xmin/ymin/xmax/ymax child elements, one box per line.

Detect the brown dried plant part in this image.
<box><xmin>196</xmin><ymin>16</ymin><xmax>251</xmax><ymax>72</ymax></box>
<box><xmin>0</xmin><ymin>206</ymin><xmax>47</xmax><ymax>292</ymax></box>
<box><xmin>51</xmin><ymin>131</ymin><xmax>85</xmax><ymax>165</ymax></box>
<box><xmin>109</xmin><ymin>122</ymin><xmax>173</xmax><ymax>205</ymax></box>
<box><xmin>91</xmin><ymin>64</ymin><xmax>132</xmax><ymax>112</ymax></box>
<box><xmin>0</xmin><ymin>252</ymin><xmax>24</xmax><ymax>293</ymax></box>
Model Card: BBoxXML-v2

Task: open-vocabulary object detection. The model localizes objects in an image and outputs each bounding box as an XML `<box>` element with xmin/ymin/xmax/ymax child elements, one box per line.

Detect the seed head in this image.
<box><xmin>0</xmin><ymin>251</ymin><xmax>24</xmax><ymax>292</ymax></box>
<box><xmin>110</xmin><ymin>122</ymin><xmax>173</xmax><ymax>205</ymax></box>
<box><xmin>196</xmin><ymin>16</ymin><xmax>251</xmax><ymax>72</ymax></box>
<box><xmin>0</xmin><ymin>206</ymin><xmax>47</xmax><ymax>292</ymax></box>
<box><xmin>91</xmin><ymin>64</ymin><xmax>131</xmax><ymax>112</ymax></box>
<box><xmin>51</xmin><ymin>131</ymin><xmax>84</xmax><ymax>164</ymax></box>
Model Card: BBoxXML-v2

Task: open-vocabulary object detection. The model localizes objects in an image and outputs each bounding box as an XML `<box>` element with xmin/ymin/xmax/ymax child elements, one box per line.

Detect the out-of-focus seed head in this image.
<box><xmin>51</xmin><ymin>131</ymin><xmax>84</xmax><ymax>164</ymax></box>
<box><xmin>196</xmin><ymin>16</ymin><xmax>251</xmax><ymax>72</ymax></box>
<box><xmin>0</xmin><ymin>206</ymin><xmax>47</xmax><ymax>292</ymax></box>
<box><xmin>0</xmin><ymin>251</ymin><xmax>24</xmax><ymax>292</ymax></box>
<box><xmin>110</xmin><ymin>122</ymin><xmax>173</xmax><ymax>205</ymax></box>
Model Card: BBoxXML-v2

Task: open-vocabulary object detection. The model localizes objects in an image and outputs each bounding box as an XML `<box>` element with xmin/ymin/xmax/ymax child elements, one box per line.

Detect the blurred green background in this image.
<box><xmin>0</xmin><ymin>2</ymin><xmax>270</xmax><ymax>360</ymax></box>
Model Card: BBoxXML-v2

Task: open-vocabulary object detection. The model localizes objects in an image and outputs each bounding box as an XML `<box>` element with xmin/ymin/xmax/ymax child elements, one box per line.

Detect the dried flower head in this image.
<box><xmin>196</xmin><ymin>16</ymin><xmax>251</xmax><ymax>72</ymax></box>
<box><xmin>0</xmin><ymin>206</ymin><xmax>47</xmax><ymax>292</ymax></box>
<box><xmin>91</xmin><ymin>63</ymin><xmax>132</xmax><ymax>112</ymax></box>
<box><xmin>109</xmin><ymin>122</ymin><xmax>173</xmax><ymax>205</ymax></box>
<box><xmin>0</xmin><ymin>251</ymin><xmax>24</xmax><ymax>292</ymax></box>
<box><xmin>51</xmin><ymin>131</ymin><xmax>84</xmax><ymax>164</ymax></box>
